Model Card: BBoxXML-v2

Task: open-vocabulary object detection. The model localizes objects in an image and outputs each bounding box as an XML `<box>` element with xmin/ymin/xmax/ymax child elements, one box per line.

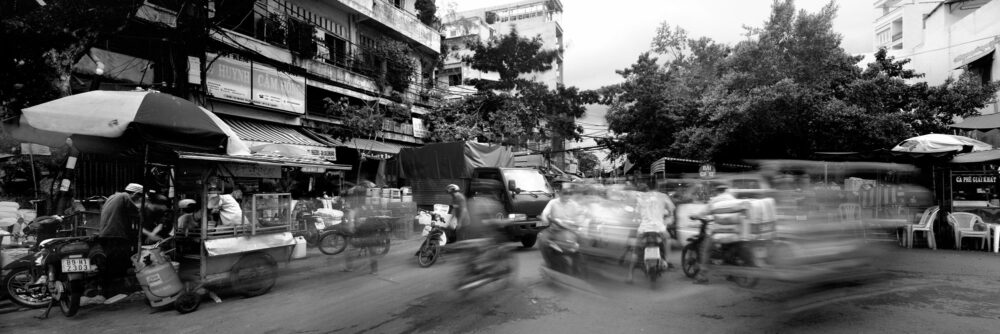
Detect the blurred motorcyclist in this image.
<box><xmin>694</xmin><ymin>183</ymin><xmax>736</xmax><ymax>284</ymax></box>
<box><xmin>626</xmin><ymin>188</ymin><xmax>675</xmax><ymax>283</ymax></box>
<box><xmin>540</xmin><ymin>184</ymin><xmax>588</xmax><ymax>229</ymax></box>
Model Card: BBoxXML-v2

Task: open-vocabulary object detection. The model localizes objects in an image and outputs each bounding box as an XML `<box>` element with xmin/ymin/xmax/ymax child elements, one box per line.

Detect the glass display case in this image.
<box><xmin>249</xmin><ymin>193</ymin><xmax>293</xmax><ymax>232</ymax></box>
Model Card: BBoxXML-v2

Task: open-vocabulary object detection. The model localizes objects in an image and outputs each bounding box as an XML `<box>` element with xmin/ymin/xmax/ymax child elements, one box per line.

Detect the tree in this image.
<box><xmin>426</xmin><ymin>29</ymin><xmax>595</xmax><ymax>145</ymax></box>
<box><xmin>415</xmin><ymin>0</ymin><xmax>439</xmax><ymax>27</ymax></box>
<box><xmin>576</xmin><ymin>151</ymin><xmax>600</xmax><ymax>177</ymax></box>
<box><xmin>600</xmin><ymin>0</ymin><xmax>1000</xmax><ymax>165</ymax></box>
<box><xmin>1</xmin><ymin>0</ymin><xmax>142</xmax><ymax>119</ymax></box>
<box><xmin>463</xmin><ymin>28</ymin><xmax>559</xmax><ymax>91</ymax></box>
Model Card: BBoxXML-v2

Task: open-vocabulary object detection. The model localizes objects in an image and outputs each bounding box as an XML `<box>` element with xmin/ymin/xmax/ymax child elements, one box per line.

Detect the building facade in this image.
<box><xmin>62</xmin><ymin>0</ymin><xmax>442</xmax><ymax>189</ymax></box>
<box><xmin>873</xmin><ymin>0</ymin><xmax>1000</xmax><ymax>114</ymax></box>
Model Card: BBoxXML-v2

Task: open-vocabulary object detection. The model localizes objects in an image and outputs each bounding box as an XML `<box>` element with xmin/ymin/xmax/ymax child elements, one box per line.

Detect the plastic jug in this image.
<box><xmin>292</xmin><ymin>236</ymin><xmax>308</xmax><ymax>259</ymax></box>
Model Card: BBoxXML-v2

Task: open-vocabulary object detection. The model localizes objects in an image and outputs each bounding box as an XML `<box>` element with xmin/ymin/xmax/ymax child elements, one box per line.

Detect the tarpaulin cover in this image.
<box><xmin>950</xmin><ymin>113</ymin><xmax>1000</xmax><ymax>130</ymax></box>
<box><xmin>398</xmin><ymin>142</ymin><xmax>514</xmax><ymax>179</ymax></box>
<box><xmin>204</xmin><ymin>232</ymin><xmax>295</xmax><ymax>257</ymax></box>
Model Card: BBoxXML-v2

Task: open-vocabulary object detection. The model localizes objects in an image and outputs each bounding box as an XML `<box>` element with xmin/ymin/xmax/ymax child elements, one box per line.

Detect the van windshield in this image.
<box><xmin>503</xmin><ymin>169</ymin><xmax>552</xmax><ymax>193</ymax></box>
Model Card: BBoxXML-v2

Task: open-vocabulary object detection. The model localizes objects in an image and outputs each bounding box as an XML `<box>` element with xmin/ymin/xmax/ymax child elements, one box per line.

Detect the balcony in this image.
<box><xmin>336</xmin><ymin>0</ymin><xmax>441</xmax><ymax>53</ymax></box>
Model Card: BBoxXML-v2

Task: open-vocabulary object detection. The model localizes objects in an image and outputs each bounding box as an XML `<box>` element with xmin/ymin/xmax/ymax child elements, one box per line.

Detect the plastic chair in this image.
<box><xmin>838</xmin><ymin>203</ymin><xmax>864</xmax><ymax>238</ymax></box>
<box><xmin>947</xmin><ymin>212</ymin><xmax>988</xmax><ymax>250</ymax></box>
<box><xmin>906</xmin><ymin>206</ymin><xmax>938</xmax><ymax>249</ymax></box>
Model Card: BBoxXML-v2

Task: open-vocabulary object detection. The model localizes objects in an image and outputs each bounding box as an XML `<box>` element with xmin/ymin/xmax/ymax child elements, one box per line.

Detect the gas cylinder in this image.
<box><xmin>136</xmin><ymin>261</ymin><xmax>183</xmax><ymax>307</ymax></box>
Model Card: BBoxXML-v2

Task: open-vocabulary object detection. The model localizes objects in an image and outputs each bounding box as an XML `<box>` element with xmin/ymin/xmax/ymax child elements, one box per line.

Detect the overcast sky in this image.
<box><xmin>448</xmin><ymin>0</ymin><xmax>877</xmax><ymax>167</ymax></box>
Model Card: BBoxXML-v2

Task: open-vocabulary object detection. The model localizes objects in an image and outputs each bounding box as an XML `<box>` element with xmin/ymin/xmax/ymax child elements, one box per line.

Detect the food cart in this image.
<box><xmin>168</xmin><ymin>150</ymin><xmax>351</xmax><ymax>299</ymax></box>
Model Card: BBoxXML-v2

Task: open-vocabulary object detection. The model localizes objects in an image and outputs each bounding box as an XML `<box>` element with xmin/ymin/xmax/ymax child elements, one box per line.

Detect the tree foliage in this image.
<box><xmin>463</xmin><ymin>28</ymin><xmax>559</xmax><ymax>91</ymax></box>
<box><xmin>600</xmin><ymin>0</ymin><xmax>1000</xmax><ymax>167</ymax></box>
<box><xmin>576</xmin><ymin>151</ymin><xmax>600</xmax><ymax>177</ymax></box>
<box><xmin>0</xmin><ymin>0</ymin><xmax>142</xmax><ymax>118</ymax></box>
<box><xmin>415</xmin><ymin>0</ymin><xmax>439</xmax><ymax>27</ymax></box>
<box><xmin>426</xmin><ymin>28</ymin><xmax>596</xmax><ymax>145</ymax></box>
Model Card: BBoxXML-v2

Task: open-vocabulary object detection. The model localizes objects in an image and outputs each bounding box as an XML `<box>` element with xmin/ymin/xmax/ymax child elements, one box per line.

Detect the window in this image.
<box><xmin>324</xmin><ymin>34</ymin><xmax>348</xmax><ymax>67</ymax></box>
<box><xmin>215</xmin><ymin>0</ymin><xmax>256</xmax><ymax>36</ymax></box>
<box><xmin>393</xmin><ymin>0</ymin><xmax>403</xmax><ymax>9</ymax></box>
<box><xmin>968</xmin><ymin>52</ymin><xmax>994</xmax><ymax>85</ymax></box>
<box><xmin>448</xmin><ymin>74</ymin><xmax>463</xmax><ymax>86</ymax></box>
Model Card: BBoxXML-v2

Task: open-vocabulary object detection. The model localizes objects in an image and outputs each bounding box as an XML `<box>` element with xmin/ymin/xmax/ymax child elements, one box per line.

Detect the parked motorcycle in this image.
<box><xmin>33</xmin><ymin>234</ymin><xmax>104</xmax><ymax>317</ymax></box>
<box><xmin>2</xmin><ymin>213</ymin><xmax>85</xmax><ymax>309</ymax></box>
<box><xmin>682</xmin><ymin>214</ymin><xmax>769</xmax><ymax>288</ymax></box>
<box><xmin>414</xmin><ymin>211</ymin><xmax>449</xmax><ymax>267</ymax></box>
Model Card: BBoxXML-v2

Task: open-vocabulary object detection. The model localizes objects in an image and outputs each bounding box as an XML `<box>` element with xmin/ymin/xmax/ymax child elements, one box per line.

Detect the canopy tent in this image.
<box><xmin>950</xmin><ymin>113</ymin><xmax>1000</xmax><ymax>130</ymax></box>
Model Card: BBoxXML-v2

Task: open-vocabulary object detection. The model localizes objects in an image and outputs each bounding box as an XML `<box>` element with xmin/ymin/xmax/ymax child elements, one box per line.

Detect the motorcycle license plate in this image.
<box><xmin>753</xmin><ymin>247</ymin><xmax>767</xmax><ymax>259</ymax></box>
<box><xmin>644</xmin><ymin>247</ymin><xmax>660</xmax><ymax>260</ymax></box>
<box><xmin>314</xmin><ymin>222</ymin><xmax>326</xmax><ymax>230</ymax></box>
<box><xmin>61</xmin><ymin>258</ymin><xmax>90</xmax><ymax>273</ymax></box>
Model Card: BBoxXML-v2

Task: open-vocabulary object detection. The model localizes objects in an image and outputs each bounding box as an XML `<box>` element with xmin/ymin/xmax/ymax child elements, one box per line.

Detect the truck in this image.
<box><xmin>398</xmin><ymin>142</ymin><xmax>554</xmax><ymax>247</ymax></box>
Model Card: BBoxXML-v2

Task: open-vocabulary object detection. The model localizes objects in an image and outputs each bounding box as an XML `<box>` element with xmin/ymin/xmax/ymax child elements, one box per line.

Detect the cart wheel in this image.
<box><xmin>318</xmin><ymin>232</ymin><xmax>348</xmax><ymax>255</ymax></box>
<box><xmin>230</xmin><ymin>252</ymin><xmax>278</xmax><ymax>298</ymax></box>
<box><xmin>174</xmin><ymin>291</ymin><xmax>201</xmax><ymax>314</ymax></box>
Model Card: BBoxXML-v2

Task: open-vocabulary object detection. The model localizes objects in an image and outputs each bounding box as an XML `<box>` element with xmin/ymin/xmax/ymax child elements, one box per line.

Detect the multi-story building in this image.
<box><xmin>452</xmin><ymin>0</ymin><xmax>564</xmax><ymax>88</ymax></box>
<box><xmin>872</xmin><ymin>0</ymin><xmax>999</xmax><ymax>114</ymax></box>
<box><xmin>438</xmin><ymin>16</ymin><xmax>499</xmax><ymax>100</ymax></box>
<box><xmin>64</xmin><ymin>0</ymin><xmax>442</xmax><ymax>189</ymax></box>
<box><xmin>443</xmin><ymin>0</ymin><xmax>574</xmax><ymax>173</ymax></box>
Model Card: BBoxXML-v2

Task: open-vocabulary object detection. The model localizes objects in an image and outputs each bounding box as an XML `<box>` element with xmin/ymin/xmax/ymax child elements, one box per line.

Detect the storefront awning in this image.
<box><xmin>220</xmin><ymin>117</ymin><xmax>338</xmax><ymax>160</ymax></box>
<box><xmin>176</xmin><ymin>151</ymin><xmax>352</xmax><ymax>170</ymax></box>
<box><xmin>345</xmin><ymin>138</ymin><xmax>412</xmax><ymax>155</ymax></box>
<box><xmin>950</xmin><ymin>149</ymin><xmax>1000</xmax><ymax>164</ymax></box>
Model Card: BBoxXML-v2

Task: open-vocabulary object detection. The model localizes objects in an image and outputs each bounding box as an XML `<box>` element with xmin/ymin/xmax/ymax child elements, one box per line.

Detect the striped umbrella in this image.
<box><xmin>19</xmin><ymin>90</ymin><xmax>234</xmax><ymax>154</ymax></box>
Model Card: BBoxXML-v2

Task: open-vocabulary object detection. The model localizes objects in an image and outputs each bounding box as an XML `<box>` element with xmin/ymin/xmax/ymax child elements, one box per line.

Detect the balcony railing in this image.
<box><xmin>892</xmin><ymin>33</ymin><xmax>903</xmax><ymax>42</ymax></box>
<box><xmin>336</xmin><ymin>0</ymin><xmax>440</xmax><ymax>53</ymax></box>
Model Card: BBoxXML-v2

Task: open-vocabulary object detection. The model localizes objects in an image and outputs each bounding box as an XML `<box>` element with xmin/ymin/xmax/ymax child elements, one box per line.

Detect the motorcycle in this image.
<box><xmin>33</xmin><ymin>234</ymin><xmax>104</xmax><ymax>317</ymax></box>
<box><xmin>538</xmin><ymin>218</ymin><xmax>583</xmax><ymax>277</ymax></box>
<box><xmin>2</xmin><ymin>213</ymin><xmax>86</xmax><ymax>309</ymax></box>
<box><xmin>449</xmin><ymin>238</ymin><xmax>516</xmax><ymax>297</ymax></box>
<box><xmin>414</xmin><ymin>211</ymin><xmax>449</xmax><ymax>267</ymax></box>
<box><xmin>626</xmin><ymin>231</ymin><xmax>667</xmax><ymax>287</ymax></box>
<box><xmin>315</xmin><ymin>209</ymin><xmax>349</xmax><ymax>256</ymax></box>
<box><xmin>682</xmin><ymin>214</ymin><xmax>769</xmax><ymax>288</ymax></box>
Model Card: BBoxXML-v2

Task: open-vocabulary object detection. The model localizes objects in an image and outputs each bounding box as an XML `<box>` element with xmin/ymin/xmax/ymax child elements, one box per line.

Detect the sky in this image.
<box><xmin>447</xmin><ymin>0</ymin><xmax>877</xmax><ymax>167</ymax></box>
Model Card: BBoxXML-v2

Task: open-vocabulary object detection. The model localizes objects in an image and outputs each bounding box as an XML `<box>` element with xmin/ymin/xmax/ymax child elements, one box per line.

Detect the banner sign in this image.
<box><xmin>222</xmin><ymin>162</ymin><xmax>282</xmax><ymax>179</ymax></box>
<box><xmin>954</xmin><ymin>175</ymin><xmax>997</xmax><ymax>184</ymax></box>
<box><xmin>191</xmin><ymin>54</ymin><xmax>305</xmax><ymax>114</ymax></box>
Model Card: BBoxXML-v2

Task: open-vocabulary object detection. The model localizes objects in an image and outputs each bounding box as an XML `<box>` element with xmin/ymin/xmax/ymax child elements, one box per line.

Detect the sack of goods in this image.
<box><xmin>316</xmin><ymin>208</ymin><xmax>344</xmax><ymax>227</ymax></box>
<box><xmin>709</xmin><ymin>198</ymin><xmax>777</xmax><ymax>241</ymax></box>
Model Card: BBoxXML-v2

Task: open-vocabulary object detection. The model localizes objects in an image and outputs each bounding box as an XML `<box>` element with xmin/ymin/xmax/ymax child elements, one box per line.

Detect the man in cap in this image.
<box><xmin>96</xmin><ymin>182</ymin><xmax>145</xmax><ymax>300</ymax></box>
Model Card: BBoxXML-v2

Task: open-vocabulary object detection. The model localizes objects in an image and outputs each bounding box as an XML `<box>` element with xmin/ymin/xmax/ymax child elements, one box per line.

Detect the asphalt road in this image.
<box><xmin>2</xmin><ymin>236</ymin><xmax>999</xmax><ymax>334</ymax></box>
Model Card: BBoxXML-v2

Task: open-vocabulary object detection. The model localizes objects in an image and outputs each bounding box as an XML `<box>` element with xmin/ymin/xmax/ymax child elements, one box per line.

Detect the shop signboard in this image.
<box><xmin>951</xmin><ymin>172</ymin><xmax>998</xmax><ymax>207</ymax></box>
<box><xmin>251</xmin><ymin>62</ymin><xmax>305</xmax><ymax>114</ymax></box>
<box><xmin>222</xmin><ymin>162</ymin><xmax>282</xmax><ymax>179</ymax></box>
<box><xmin>191</xmin><ymin>54</ymin><xmax>305</xmax><ymax>114</ymax></box>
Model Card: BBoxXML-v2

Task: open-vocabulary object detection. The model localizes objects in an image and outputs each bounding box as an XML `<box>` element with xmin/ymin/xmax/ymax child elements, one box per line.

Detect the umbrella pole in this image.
<box><xmin>138</xmin><ymin>144</ymin><xmax>149</xmax><ymax>253</ymax></box>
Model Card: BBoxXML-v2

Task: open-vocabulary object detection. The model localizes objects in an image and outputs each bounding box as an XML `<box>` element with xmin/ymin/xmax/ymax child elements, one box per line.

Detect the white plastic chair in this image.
<box><xmin>906</xmin><ymin>206</ymin><xmax>938</xmax><ymax>249</ymax></box>
<box><xmin>947</xmin><ymin>212</ymin><xmax>988</xmax><ymax>250</ymax></box>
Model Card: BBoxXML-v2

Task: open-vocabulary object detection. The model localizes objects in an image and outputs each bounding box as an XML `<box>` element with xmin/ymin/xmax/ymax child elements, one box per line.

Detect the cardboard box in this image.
<box><xmin>390</xmin><ymin>188</ymin><xmax>401</xmax><ymax>199</ymax></box>
<box><xmin>381</xmin><ymin>188</ymin><xmax>392</xmax><ymax>198</ymax></box>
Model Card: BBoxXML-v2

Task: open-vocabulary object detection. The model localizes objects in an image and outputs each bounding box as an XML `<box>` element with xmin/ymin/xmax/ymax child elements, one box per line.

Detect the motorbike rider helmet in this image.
<box><xmin>446</xmin><ymin>184</ymin><xmax>461</xmax><ymax>194</ymax></box>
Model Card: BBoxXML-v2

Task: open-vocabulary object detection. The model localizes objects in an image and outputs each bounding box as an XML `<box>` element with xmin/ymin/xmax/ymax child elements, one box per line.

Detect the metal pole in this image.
<box><xmin>27</xmin><ymin>147</ymin><xmax>38</xmax><ymax>200</ymax></box>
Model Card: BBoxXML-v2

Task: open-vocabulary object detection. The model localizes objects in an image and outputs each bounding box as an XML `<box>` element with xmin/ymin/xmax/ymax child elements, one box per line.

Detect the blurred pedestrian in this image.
<box><xmin>695</xmin><ymin>184</ymin><xmax>736</xmax><ymax>284</ymax></box>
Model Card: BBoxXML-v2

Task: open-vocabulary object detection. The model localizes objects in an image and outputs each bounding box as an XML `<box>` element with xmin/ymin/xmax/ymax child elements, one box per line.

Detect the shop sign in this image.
<box><xmin>222</xmin><ymin>162</ymin><xmax>281</xmax><ymax>179</ymax></box>
<box><xmin>301</xmin><ymin>146</ymin><xmax>337</xmax><ymax>161</ymax></box>
<box><xmin>20</xmin><ymin>143</ymin><xmax>51</xmax><ymax>156</ymax></box>
<box><xmin>699</xmin><ymin>163</ymin><xmax>716</xmax><ymax>179</ymax></box>
<box><xmin>954</xmin><ymin>175</ymin><xmax>997</xmax><ymax>184</ymax></box>
<box><xmin>300</xmin><ymin>166</ymin><xmax>326</xmax><ymax>173</ymax></box>
<box><xmin>190</xmin><ymin>54</ymin><xmax>305</xmax><ymax>114</ymax></box>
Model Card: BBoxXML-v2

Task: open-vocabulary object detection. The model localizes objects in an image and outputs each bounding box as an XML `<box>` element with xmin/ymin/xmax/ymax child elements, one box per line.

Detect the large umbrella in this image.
<box><xmin>890</xmin><ymin>134</ymin><xmax>992</xmax><ymax>154</ymax></box>
<box><xmin>19</xmin><ymin>90</ymin><xmax>231</xmax><ymax>153</ymax></box>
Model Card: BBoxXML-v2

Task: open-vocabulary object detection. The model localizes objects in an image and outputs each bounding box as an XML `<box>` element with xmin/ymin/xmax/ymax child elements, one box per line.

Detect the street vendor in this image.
<box><xmin>140</xmin><ymin>194</ymin><xmax>172</xmax><ymax>244</ymax></box>
<box><xmin>97</xmin><ymin>182</ymin><xmax>144</xmax><ymax>299</ymax></box>
<box><xmin>208</xmin><ymin>187</ymin><xmax>246</xmax><ymax>226</ymax></box>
